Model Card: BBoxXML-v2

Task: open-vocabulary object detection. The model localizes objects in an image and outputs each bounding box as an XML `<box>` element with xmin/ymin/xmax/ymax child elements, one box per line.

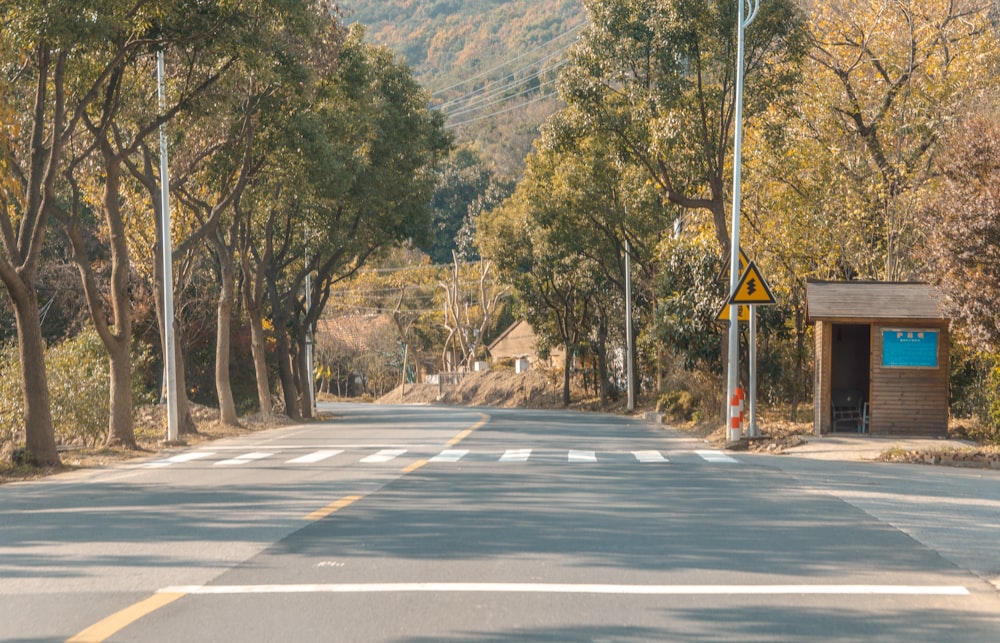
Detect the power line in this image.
<box><xmin>436</xmin><ymin>44</ymin><xmax>573</xmax><ymax>113</ymax></box>
<box><xmin>446</xmin><ymin>83</ymin><xmax>563</xmax><ymax>129</ymax></box>
<box><xmin>430</xmin><ymin>20</ymin><xmax>587</xmax><ymax>97</ymax></box>
<box><xmin>440</xmin><ymin>57</ymin><xmax>569</xmax><ymax>119</ymax></box>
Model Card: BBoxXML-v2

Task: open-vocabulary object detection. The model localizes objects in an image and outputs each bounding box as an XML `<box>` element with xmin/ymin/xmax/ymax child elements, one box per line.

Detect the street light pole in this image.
<box><xmin>157</xmin><ymin>50</ymin><xmax>179</xmax><ymax>443</ymax></box>
<box><xmin>726</xmin><ymin>0</ymin><xmax>760</xmax><ymax>444</ymax></box>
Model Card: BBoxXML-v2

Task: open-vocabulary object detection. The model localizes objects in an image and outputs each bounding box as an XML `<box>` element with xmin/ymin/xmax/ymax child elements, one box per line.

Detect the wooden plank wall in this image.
<box><xmin>814</xmin><ymin>321</ymin><xmax>832</xmax><ymax>435</ymax></box>
<box><xmin>869</xmin><ymin>324</ymin><xmax>949</xmax><ymax>437</ymax></box>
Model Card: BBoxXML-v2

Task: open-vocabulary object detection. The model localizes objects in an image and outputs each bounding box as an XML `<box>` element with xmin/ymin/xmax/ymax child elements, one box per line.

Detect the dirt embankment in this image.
<box><xmin>376</xmin><ymin>368</ymin><xmax>564</xmax><ymax>409</ymax></box>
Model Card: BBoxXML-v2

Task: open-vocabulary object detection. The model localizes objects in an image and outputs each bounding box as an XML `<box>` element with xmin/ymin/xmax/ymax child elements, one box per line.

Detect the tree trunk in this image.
<box><xmin>173</xmin><ymin>331</ymin><xmax>198</xmax><ymax>435</ymax></box>
<box><xmin>296</xmin><ymin>332</ymin><xmax>314</xmax><ymax>419</ymax></box>
<box><xmin>562</xmin><ymin>344</ymin><xmax>572</xmax><ymax>407</ymax></box>
<box><xmin>105</xmin><ymin>336</ymin><xmax>135</xmax><ymax>447</ymax></box>
<box><xmin>13</xmin><ymin>295</ymin><xmax>59</xmax><ymax>465</ymax></box>
<box><xmin>240</xmin><ymin>249</ymin><xmax>273</xmax><ymax>417</ymax></box>
<box><xmin>212</xmin><ymin>234</ymin><xmax>240</xmax><ymax>426</ymax></box>
<box><xmin>596</xmin><ymin>330</ymin><xmax>609</xmax><ymax>404</ymax></box>
<box><xmin>274</xmin><ymin>320</ymin><xmax>301</xmax><ymax>420</ymax></box>
<box><xmin>247</xmin><ymin>306</ymin><xmax>272</xmax><ymax>415</ymax></box>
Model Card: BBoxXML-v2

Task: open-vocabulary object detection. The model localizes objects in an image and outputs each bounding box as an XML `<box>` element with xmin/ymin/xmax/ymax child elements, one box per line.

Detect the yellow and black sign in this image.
<box><xmin>718</xmin><ymin>247</ymin><xmax>752</xmax><ymax>283</ymax></box>
<box><xmin>716</xmin><ymin>302</ymin><xmax>751</xmax><ymax>322</ymax></box>
<box><xmin>729</xmin><ymin>261</ymin><xmax>776</xmax><ymax>305</ymax></box>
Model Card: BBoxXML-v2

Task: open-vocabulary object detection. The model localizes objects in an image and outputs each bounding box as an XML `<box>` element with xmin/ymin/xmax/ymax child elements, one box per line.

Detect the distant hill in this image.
<box><xmin>340</xmin><ymin>0</ymin><xmax>586</xmax><ymax>176</ymax></box>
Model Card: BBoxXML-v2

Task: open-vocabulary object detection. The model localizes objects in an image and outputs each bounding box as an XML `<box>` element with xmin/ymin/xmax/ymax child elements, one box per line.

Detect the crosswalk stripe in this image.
<box><xmin>286</xmin><ymin>450</ymin><xmax>343</xmax><ymax>464</ymax></box>
<box><xmin>430</xmin><ymin>449</ymin><xmax>469</xmax><ymax>462</ymax></box>
<box><xmin>568</xmin><ymin>450</ymin><xmax>597</xmax><ymax>463</ymax></box>
<box><xmin>143</xmin><ymin>451</ymin><xmax>215</xmax><ymax>468</ymax></box>
<box><xmin>695</xmin><ymin>450</ymin><xmax>738</xmax><ymax>464</ymax></box>
<box><xmin>499</xmin><ymin>448</ymin><xmax>532</xmax><ymax>462</ymax></box>
<box><xmin>360</xmin><ymin>449</ymin><xmax>407</xmax><ymax>464</ymax></box>
<box><xmin>215</xmin><ymin>452</ymin><xmax>274</xmax><ymax>466</ymax></box>
<box><xmin>632</xmin><ymin>450</ymin><xmax>667</xmax><ymax>463</ymax></box>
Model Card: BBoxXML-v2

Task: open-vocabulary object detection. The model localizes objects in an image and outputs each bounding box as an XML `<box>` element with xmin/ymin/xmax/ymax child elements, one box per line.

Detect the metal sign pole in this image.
<box><xmin>725</xmin><ymin>0</ymin><xmax>760</xmax><ymax>444</ymax></box>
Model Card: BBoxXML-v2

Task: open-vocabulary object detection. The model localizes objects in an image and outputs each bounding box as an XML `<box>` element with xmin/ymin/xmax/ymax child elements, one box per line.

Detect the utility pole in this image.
<box><xmin>625</xmin><ymin>237</ymin><xmax>635</xmax><ymax>412</ymax></box>
<box><xmin>158</xmin><ymin>50</ymin><xmax>179</xmax><ymax>444</ymax></box>
<box><xmin>726</xmin><ymin>0</ymin><xmax>760</xmax><ymax>444</ymax></box>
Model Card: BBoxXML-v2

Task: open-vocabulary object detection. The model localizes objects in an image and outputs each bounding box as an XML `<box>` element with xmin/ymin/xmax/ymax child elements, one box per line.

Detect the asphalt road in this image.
<box><xmin>1</xmin><ymin>403</ymin><xmax>999</xmax><ymax>641</ymax></box>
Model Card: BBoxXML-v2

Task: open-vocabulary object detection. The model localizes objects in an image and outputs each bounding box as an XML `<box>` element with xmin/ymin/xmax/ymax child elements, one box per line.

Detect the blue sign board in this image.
<box><xmin>882</xmin><ymin>329</ymin><xmax>938</xmax><ymax>368</ymax></box>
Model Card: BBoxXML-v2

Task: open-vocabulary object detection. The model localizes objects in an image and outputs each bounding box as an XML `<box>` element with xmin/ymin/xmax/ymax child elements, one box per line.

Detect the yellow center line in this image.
<box><xmin>304</xmin><ymin>494</ymin><xmax>363</xmax><ymax>521</ymax></box>
<box><xmin>402</xmin><ymin>459</ymin><xmax>428</xmax><ymax>474</ymax></box>
<box><xmin>447</xmin><ymin>413</ymin><xmax>489</xmax><ymax>447</ymax></box>
<box><xmin>67</xmin><ymin>591</ymin><xmax>185</xmax><ymax>642</ymax></box>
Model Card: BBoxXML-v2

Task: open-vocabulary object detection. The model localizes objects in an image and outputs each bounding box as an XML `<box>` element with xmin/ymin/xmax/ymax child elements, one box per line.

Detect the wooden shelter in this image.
<box><xmin>806</xmin><ymin>281</ymin><xmax>950</xmax><ymax>438</ymax></box>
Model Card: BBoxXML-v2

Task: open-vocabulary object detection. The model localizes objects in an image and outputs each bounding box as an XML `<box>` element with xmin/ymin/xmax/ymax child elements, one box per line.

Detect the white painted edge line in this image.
<box><xmin>286</xmin><ymin>450</ymin><xmax>343</xmax><ymax>464</ymax></box>
<box><xmin>568</xmin><ymin>450</ymin><xmax>597</xmax><ymax>463</ymax></box>
<box><xmin>214</xmin><ymin>452</ymin><xmax>274</xmax><ymax>466</ymax></box>
<box><xmin>158</xmin><ymin>583</ymin><xmax>970</xmax><ymax>596</ymax></box>
<box><xmin>360</xmin><ymin>449</ymin><xmax>408</xmax><ymax>464</ymax></box>
<box><xmin>499</xmin><ymin>449</ymin><xmax>532</xmax><ymax>462</ymax></box>
<box><xmin>695</xmin><ymin>450</ymin><xmax>739</xmax><ymax>463</ymax></box>
<box><xmin>633</xmin><ymin>450</ymin><xmax>666</xmax><ymax>463</ymax></box>
<box><xmin>430</xmin><ymin>449</ymin><xmax>469</xmax><ymax>463</ymax></box>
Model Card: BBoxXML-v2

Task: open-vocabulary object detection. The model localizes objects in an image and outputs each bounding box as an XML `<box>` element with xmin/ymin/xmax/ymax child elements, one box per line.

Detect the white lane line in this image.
<box><xmin>430</xmin><ymin>449</ymin><xmax>469</xmax><ymax>463</ymax></box>
<box><xmin>159</xmin><ymin>583</ymin><xmax>970</xmax><ymax>596</ymax></box>
<box><xmin>499</xmin><ymin>449</ymin><xmax>532</xmax><ymax>462</ymax></box>
<box><xmin>286</xmin><ymin>450</ymin><xmax>343</xmax><ymax>464</ymax></box>
<box><xmin>695</xmin><ymin>450</ymin><xmax>739</xmax><ymax>464</ymax></box>
<box><xmin>360</xmin><ymin>449</ymin><xmax>407</xmax><ymax>464</ymax></box>
<box><xmin>214</xmin><ymin>452</ymin><xmax>274</xmax><ymax>466</ymax></box>
<box><xmin>568</xmin><ymin>450</ymin><xmax>597</xmax><ymax>463</ymax></box>
<box><xmin>633</xmin><ymin>450</ymin><xmax>667</xmax><ymax>463</ymax></box>
<box><xmin>142</xmin><ymin>452</ymin><xmax>215</xmax><ymax>468</ymax></box>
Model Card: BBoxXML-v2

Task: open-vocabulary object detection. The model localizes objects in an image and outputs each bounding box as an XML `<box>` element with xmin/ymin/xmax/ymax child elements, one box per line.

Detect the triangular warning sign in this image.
<box><xmin>729</xmin><ymin>261</ymin><xmax>776</xmax><ymax>305</ymax></box>
<box><xmin>717</xmin><ymin>247</ymin><xmax>752</xmax><ymax>283</ymax></box>
<box><xmin>716</xmin><ymin>302</ymin><xmax>750</xmax><ymax>322</ymax></box>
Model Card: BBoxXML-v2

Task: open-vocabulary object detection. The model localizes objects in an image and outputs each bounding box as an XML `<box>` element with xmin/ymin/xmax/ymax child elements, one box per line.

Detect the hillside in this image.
<box><xmin>340</xmin><ymin>0</ymin><xmax>586</xmax><ymax>176</ymax></box>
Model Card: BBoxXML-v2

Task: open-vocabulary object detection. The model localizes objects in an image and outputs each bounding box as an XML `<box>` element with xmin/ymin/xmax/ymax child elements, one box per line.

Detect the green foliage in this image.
<box><xmin>0</xmin><ymin>344</ymin><xmax>20</xmax><ymax>448</ymax></box>
<box><xmin>0</xmin><ymin>332</ymin><xmax>156</xmax><ymax>449</ymax></box>
<box><xmin>652</xmin><ymin>236</ymin><xmax>726</xmax><ymax>373</ymax></box>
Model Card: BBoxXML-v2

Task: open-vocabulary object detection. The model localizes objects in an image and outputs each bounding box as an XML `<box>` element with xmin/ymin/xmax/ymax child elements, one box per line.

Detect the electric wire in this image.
<box><xmin>430</xmin><ymin>20</ymin><xmax>586</xmax><ymax>97</ymax></box>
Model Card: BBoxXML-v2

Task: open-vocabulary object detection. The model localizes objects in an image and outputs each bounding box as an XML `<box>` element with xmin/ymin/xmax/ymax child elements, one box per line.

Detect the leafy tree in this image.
<box><xmin>426</xmin><ymin>145</ymin><xmax>494</xmax><ymax>264</ymax></box>
<box><xmin>924</xmin><ymin>110</ymin><xmax>1000</xmax><ymax>352</ymax></box>
<box><xmin>557</xmin><ymin>0</ymin><xmax>809</xmax><ymax>255</ymax></box>
<box><xmin>766</xmin><ymin>0</ymin><xmax>999</xmax><ymax>280</ymax></box>
<box><xmin>243</xmin><ymin>27</ymin><xmax>449</xmax><ymax>419</ymax></box>
<box><xmin>48</xmin><ymin>0</ymin><xmax>316</xmax><ymax>447</ymax></box>
<box><xmin>0</xmin><ymin>0</ymin><xmax>162</xmax><ymax>463</ymax></box>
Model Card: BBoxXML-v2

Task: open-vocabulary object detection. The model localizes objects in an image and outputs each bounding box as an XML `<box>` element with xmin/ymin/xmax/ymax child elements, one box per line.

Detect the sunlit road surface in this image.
<box><xmin>2</xmin><ymin>403</ymin><xmax>998</xmax><ymax>641</ymax></box>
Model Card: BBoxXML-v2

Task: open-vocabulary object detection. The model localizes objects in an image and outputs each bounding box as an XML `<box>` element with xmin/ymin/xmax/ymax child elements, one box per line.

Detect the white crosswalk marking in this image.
<box><xmin>499</xmin><ymin>448</ymin><xmax>532</xmax><ymax>462</ymax></box>
<box><xmin>632</xmin><ymin>450</ymin><xmax>667</xmax><ymax>463</ymax></box>
<box><xmin>215</xmin><ymin>452</ymin><xmax>274</xmax><ymax>466</ymax></box>
<box><xmin>360</xmin><ymin>449</ymin><xmax>407</xmax><ymax>463</ymax></box>
<box><xmin>695</xmin><ymin>450</ymin><xmax>738</xmax><ymax>463</ymax></box>
<box><xmin>430</xmin><ymin>449</ymin><xmax>469</xmax><ymax>462</ymax></box>
<box><xmin>143</xmin><ymin>451</ymin><xmax>215</xmax><ymax>467</ymax></box>
<box><xmin>286</xmin><ymin>450</ymin><xmax>343</xmax><ymax>464</ymax></box>
<box><xmin>568</xmin><ymin>450</ymin><xmax>596</xmax><ymax>463</ymax></box>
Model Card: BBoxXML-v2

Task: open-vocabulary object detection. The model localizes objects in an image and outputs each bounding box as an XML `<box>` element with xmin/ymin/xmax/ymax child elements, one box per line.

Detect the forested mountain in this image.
<box><xmin>340</xmin><ymin>0</ymin><xmax>585</xmax><ymax>177</ymax></box>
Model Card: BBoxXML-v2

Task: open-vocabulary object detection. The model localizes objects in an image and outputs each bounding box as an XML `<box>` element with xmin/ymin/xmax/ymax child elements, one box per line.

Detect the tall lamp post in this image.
<box><xmin>726</xmin><ymin>0</ymin><xmax>760</xmax><ymax>444</ymax></box>
<box><xmin>158</xmin><ymin>50</ymin><xmax>179</xmax><ymax>443</ymax></box>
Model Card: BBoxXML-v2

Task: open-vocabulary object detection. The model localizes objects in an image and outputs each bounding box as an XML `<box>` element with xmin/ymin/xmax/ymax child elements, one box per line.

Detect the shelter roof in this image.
<box><xmin>805</xmin><ymin>280</ymin><xmax>948</xmax><ymax>323</ymax></box>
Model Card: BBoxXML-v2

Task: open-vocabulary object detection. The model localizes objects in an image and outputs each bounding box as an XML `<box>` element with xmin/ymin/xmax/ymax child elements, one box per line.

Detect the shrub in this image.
<box><xmin>656</xmin><ymin>390</ymin><xmax>698</xmax><ymax>422</ymax></box>
<box><xmin>0</xmin><ymin>330</ymin><xmax>158</xmax><ymax>450</ymax></box>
